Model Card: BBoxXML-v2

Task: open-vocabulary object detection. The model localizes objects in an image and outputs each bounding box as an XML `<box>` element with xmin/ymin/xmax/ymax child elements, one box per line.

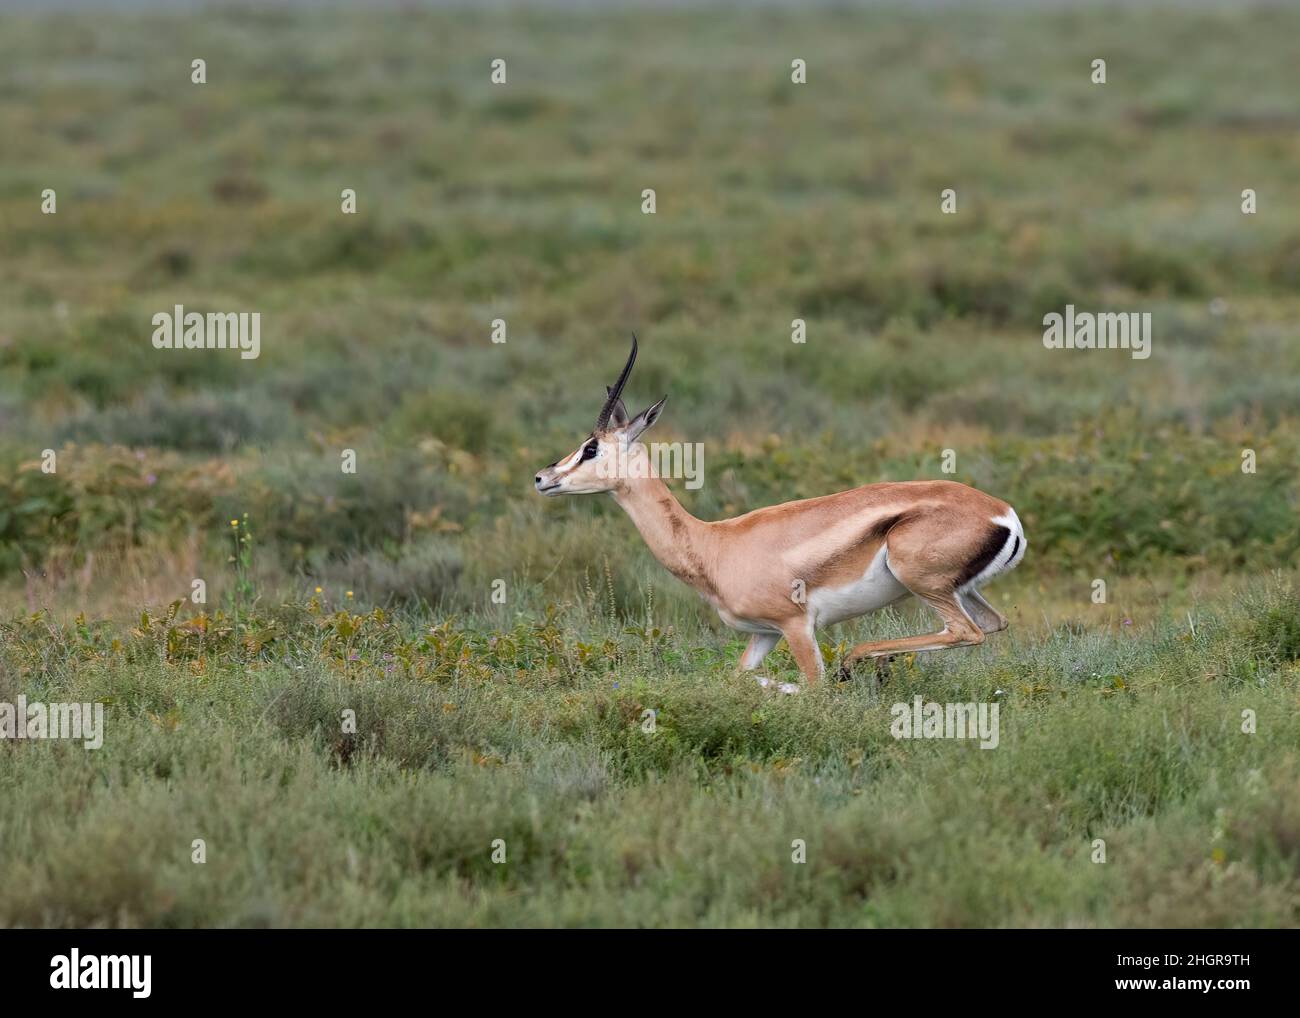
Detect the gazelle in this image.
<box><xmin>534</xmin><ymin>336</ymin><xmax>1027</xmax><ymax>691</ymax></box>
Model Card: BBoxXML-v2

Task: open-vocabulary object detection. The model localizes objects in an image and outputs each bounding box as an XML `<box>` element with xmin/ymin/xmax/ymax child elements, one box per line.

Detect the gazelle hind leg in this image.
<box><xmin>838</xmin><ymin>513</ymin><xmax>1012</xmax><ymax>677</ymax></box>
<box><xmin>839</xmin><ymin>590</ymin><xmax>984</xmax><ymax>670</ymax></box>
<box><xmin>960</xmin><ymin>587</ymin><xmax>1008</xmax><ymax>634</ymax></box>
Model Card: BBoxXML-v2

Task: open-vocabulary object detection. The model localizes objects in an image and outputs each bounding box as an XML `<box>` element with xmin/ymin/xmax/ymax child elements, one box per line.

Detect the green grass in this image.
<box><xmin>3</xmin><ymin>2</ymin><xmax>1299</xmax><ymax>606</ymax></box>
<box><xmin>1</xmin><ymin>1</ymin><xmax>1299</xmax><ymax>927</ymax></box>
<box><xmin>2</xmin><ymin>577</ymin><xmax>1298</xmax><ymax>927</ymax></box>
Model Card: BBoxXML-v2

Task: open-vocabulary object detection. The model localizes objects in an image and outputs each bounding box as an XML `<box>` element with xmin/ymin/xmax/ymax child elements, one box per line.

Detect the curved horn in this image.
<box><xmin>595</xmin><ymin>333</ymin><xmax>638</xmax><ymax>431</ymax></box>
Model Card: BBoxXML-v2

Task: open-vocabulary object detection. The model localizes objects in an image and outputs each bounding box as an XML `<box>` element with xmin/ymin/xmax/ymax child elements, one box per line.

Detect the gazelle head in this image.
<box><xmin>534</xmin><ymin>334</ymin><xmax>667</xmax><ymax>497</ymax></box>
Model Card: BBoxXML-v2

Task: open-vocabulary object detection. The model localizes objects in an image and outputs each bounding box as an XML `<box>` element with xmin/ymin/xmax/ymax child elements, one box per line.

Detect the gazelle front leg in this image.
<box><xmin>738</xmin><ymin>631</ymin><xmax>782</xmax><ymax>689</ymax></box>
<box><xmin>739</xmin><ymin>631</ymin><xmax>781</xmax><ymax>671</ymax></box>
<box><xmin>779</xmin><ymin>619</ymin><xmax>824</xmax><ymax>690</ymax></box>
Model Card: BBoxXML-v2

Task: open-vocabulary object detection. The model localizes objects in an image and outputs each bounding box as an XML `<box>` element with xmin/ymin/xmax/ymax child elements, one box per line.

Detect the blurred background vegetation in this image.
<box><xmin>2</xmin><ymin>0</ymin><xmax>1298</xmax><ymax>622</ymax></box>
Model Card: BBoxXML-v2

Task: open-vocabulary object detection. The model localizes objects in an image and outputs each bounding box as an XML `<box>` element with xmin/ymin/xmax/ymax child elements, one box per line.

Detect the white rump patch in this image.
<box><xmin>961</xmin><ymin>509</ymin><xmax>1027</xmax><ymax>591</ymax></box>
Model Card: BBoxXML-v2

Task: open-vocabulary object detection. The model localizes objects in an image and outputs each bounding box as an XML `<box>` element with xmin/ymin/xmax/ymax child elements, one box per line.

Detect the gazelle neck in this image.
<box><xmin>610</xmin><ymin>474</ymin><xmax>717</xmax><ymax>598</ymax></box>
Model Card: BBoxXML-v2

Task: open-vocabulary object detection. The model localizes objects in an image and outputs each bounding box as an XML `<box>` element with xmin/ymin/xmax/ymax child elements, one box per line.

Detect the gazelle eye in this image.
<box><xmin>581</xmin><ymin>441</ymin><xmax>599</xmax><ymax>461</ymax></box>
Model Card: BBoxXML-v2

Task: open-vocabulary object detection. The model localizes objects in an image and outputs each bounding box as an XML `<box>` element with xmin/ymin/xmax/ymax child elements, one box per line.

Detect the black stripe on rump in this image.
<box><xmin>956</xmin><ymin>525</ymin><xmax>1011</xmax><ymax>588</ymax></box>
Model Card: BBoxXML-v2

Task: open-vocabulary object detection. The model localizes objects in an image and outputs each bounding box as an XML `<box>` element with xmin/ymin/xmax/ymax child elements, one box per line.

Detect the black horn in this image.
<box><xmin>595</xmin><ymin>333</ymin><xmax>638</xmax><ymax>431</ymax></box>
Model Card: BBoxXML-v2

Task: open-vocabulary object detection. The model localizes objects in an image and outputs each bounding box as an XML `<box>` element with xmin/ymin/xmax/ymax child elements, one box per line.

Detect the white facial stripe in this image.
<box><xmin>557</xmin><ymin>446</ymin><xmax>585</xmax><ymax>473</ymax></box>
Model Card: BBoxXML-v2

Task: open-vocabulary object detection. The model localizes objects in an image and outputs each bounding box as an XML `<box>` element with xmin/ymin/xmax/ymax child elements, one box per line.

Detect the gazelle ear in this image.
<box><xmin>625</xmin><ymin>396</ymin><xmax>667</xmax><ymax>443</ymax></box>
<box><xmin>605</xmin><ymin>386</ymin><xmax>629</xmax><ymax>428</ymax></box>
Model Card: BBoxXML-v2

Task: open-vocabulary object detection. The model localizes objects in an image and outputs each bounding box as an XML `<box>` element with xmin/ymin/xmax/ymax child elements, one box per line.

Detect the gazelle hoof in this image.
<box><xmin>755</xmin><ymin>675</ymin><xmax>772</xmax><ymax>688</ymax></box>
<box><xmin>778</xmin><ymin>683</ymin><xmax>800</xmax><ymax>695</ymax></box>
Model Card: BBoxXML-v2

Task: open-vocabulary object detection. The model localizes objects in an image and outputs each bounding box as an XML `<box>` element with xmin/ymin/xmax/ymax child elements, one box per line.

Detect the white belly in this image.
<box><xmin>716</xmin><ymin>608</ymin><xmax>782</xmax><ymax>634</ymax></box>
<box><xmin>806</xmin><ymin>546</ymin><xmax>910</xmax><ymax>627</ymax></box>
<box><xmin>696</xmin><ymin>590</ymin><xmax>779</xmax><ymax>634</ymax></box>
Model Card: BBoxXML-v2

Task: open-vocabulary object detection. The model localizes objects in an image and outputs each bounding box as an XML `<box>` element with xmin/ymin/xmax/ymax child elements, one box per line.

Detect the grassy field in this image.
<box><xmin>1</xmin><ymin>1</ymin><xmax>1299</xmax><ymax>927</ymax></box>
